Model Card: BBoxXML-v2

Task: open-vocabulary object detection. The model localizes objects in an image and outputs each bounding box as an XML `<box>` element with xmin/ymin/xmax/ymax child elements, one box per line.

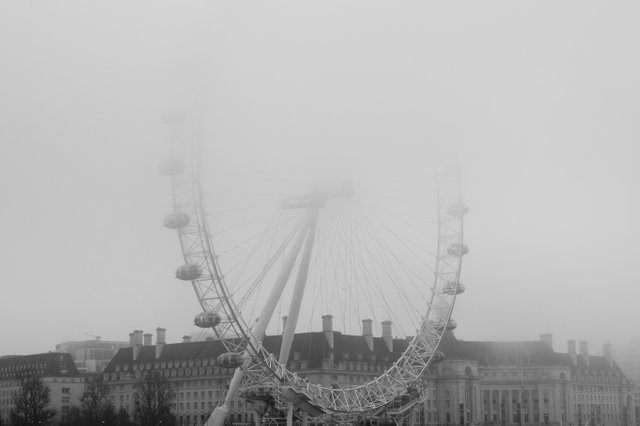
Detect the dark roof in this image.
<box><xmin>438</xmin><ymin>332</ymin><xmax>563</xmax><ymax>367</ymax></box>
<box><xmin>0</xmin><ymin>352</ymin><xmax>80</xmax><ymax>379</ymax></box>
<box><xmin>104</xmin><ymin>332</ymin><xmax>408</xmax><ymax>373</ymax></box>
<box><xmin>103</xmin><ymin>331</ymin><xmax>626</xmax><ymax>378</ymax></box>
<box><xmin>438</xmin><ymin>333</ymin><xmax>626</xmax><ymax>375</ymax></box>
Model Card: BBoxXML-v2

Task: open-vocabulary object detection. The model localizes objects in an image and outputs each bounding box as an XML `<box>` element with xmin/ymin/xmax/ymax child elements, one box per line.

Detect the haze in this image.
<box><xmin>1</xmin><ymin>2</ymin><xmax>639</xmax><ymax>357</ymax></box>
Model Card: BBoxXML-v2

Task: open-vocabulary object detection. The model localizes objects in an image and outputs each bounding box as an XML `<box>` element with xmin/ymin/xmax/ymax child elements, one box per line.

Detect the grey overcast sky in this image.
<box><xmin>1</xmin><ymin>2</ymin><xmax>639</xmax><ymax>356</ymax></box>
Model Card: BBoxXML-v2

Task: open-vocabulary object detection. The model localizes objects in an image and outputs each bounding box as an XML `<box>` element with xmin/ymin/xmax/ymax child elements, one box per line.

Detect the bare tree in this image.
<box><xmin>80</xmin><ymin>376</ymin><xmax>110</xmax><ymax>424</ymax></box>
<box><xmin>133</xmin><ymin>371</ymin><xmax>176</xmax><ymax>426</ymax></box>
<box><xmin>10</xmin><ymin>371</ymin><xmax>56</xmax><ymax>425</ymax></box>
<box><xmin>116</xmin><ymin>406</ymin><xmax>132</xmax><ymax>425</ymax></box>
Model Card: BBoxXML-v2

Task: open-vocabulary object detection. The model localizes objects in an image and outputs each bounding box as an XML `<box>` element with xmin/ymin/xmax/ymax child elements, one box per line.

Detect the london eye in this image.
<box><xmin>160</xmin><ymin>139</ymin><xmax>468</xmax><ymax>425</ymax></box>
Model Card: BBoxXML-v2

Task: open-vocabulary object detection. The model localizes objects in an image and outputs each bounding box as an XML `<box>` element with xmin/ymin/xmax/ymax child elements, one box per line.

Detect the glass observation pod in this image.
<box><xmin>447</xmin><ymin>204</ymin><xmax>469</xmax><ymax>217</ymax></box>
<box><xmin>428</xmin><ymin>319</ymin><xmax>457</xmax><ymax>333</ymax></box>
<box><xmin>445</xmin><ymin>319</ymin><xmax>457</xmax><ymax>331</ymax></box>
<box><xmin>194</xmin><ymin>311</ymin><xmax>222</xmax><ymax>328</ymax></box>
<box><xmin>441</xmin><ymin>282</ymin><xmax>465</xmax><ymax>295</ymax></box>
<box><xmin>175</xmin><ymin>264</ymin><xmax>202</xmax><ymax>281</ymax></box>
<box><xmin>446</xmin><ymin>243</ymin><xmax>469</xmax><ymax>256</ymax></box>
<box><xmin>158</xmin><ymin>158</ymin><xmax>187</xmax><ymax>176</ymax></box>
<box><xmin>241</xmin><ymin>385</ymin><xmax>276</xmax><ymax>401</ymax></box>
<box><xmin>431</xmin><ymin>351</ymin><xmax>446</xmax><ymax>363</ymax></box>
<box><xmin>217</xmin><ymin>352</ymin><xmax>244</xmax><ymax>369</ymax></box>
<box><xmin>164</xmin><ymin>212</ymin><xmax>191</xmax><ymax>229</ymax></box>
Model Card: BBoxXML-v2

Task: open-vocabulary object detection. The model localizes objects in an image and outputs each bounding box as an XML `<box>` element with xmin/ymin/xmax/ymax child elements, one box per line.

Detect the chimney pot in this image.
<box><xmin>381</xmin><ymin>320</ymin><xmax>392</xmax><ymax>337</ymax></box>
<box><xmin>156</xmin><ymin>327</ymin><xmax>166</xmax><ymax>344</ymax></box>
<box><xmin>182</xmin><ymin>335</ymin><xmax>192</xmax><ymax>343</ymax></box>
<box><xmin>381</xmin><ymin>320</ymin><xmax>393</xmax><ymax>352</ymax></box>
<box><xmin>362</xmin><ymin>319</ymin><xmax>374</xmax><ymax>351</ymax></box>
<box><xmin>322</xmin><ymin>315</ymin><xmax>334</xmax><ymax>349</ymax></box>
<box><xmin>134</xmin><ymin>330</ymin><xmax>144</xmax><ymax>346</ymax></box>
<box><xmin>143</xmin><ymin>333</ymin><xmax>152</xmax><ymax>346</ymax></box>
<box><xmin>132</xmin><ymin>330</ymin><xmax>144</xmax><ymax>361</ymax></box>
<box><xmin>362</xmin><ymin>319</ymin><xmax>373</xmax><ymax>336</ymax></box>
<box><xmin>540</xmin><ymin>333</ymin><xmax>553</xmax><ymax>349</ymax></box>
<box><xmin>155</xmin><ymin>327</ymin><xmax>166</xmax><ymax>359</ymax></box>
<box><xmin>322</xmin><ymin>315</ymin><xmax>333</xmax><ymax>332</ymax></box>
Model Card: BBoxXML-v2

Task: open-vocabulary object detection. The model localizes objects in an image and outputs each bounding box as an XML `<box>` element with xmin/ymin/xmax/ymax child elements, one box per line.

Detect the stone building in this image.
<box><xmin>614</xmin><ymin>339</ymin><xmax>640</xmax><ymax>423</ymax></box>
<box><xmin>0</xmin><ymin>352</ymin><xmax>85</xmax><ymax>424</ymax></box>
<box><xmin>433</xmin><ymin>334</ymin><xmax>636</xmax><ymax>426</ymax></box>
<box><xmin>102</xmin><ymin>323</ymin><xmax>637</xmax><ymax>426</ymax></box>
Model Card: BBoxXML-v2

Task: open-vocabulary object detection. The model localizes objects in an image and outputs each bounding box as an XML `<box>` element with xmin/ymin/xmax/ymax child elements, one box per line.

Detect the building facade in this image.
<box><xmin>102</xmin><ymin>325</ymin><xmax>637</xmax><ymax>426</ymax></box>
<box><xmin>0</xmin><ymin>352</ymin><xmax>85</xmax><ymax>424</ymax></box>
<box><xmin>432</xmin><ymin>334</ymin><xmax>636</xmax><ymax>426</ymax></box>
<box><xmin>613</xmin><ymin>339</ymin><xmax>640</xmax><ymax>424</ymax></box>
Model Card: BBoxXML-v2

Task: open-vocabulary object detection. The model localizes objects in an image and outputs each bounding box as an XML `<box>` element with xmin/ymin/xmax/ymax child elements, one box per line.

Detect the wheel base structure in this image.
<box><xmin>205</xmin><ymin>406</ymin><xmax>229</xmax><ymax>426</ymax></box>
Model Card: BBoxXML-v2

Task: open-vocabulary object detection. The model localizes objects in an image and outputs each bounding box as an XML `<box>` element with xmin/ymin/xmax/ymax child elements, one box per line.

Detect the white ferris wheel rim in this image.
<box><xmin>164</xmin><ymin>142</ymin><xmax>467</xmax><ymax>416</ymax></box>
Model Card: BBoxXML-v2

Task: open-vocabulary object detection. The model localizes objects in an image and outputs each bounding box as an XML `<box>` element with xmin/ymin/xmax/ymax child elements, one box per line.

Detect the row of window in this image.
<box><xmin>0</xmin><ymin>362</ymin><xmax>46</xmax><ymax>373</ymax></box>
<box><xmin>575</xmin><ymin>385</ymin><xmax>625</xmax><ymax>394</ymax></box>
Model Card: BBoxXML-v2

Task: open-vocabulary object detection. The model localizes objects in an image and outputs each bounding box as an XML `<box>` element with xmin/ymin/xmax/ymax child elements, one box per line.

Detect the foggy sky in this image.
<box><xmin>1</xmin><ymin>2</ymin><xmax>639</xmax><ymax>357</ymax></box>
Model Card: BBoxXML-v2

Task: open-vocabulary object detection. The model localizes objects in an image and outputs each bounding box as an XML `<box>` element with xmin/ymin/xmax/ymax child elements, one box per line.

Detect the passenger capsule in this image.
<box><xmin>175</xmin><ymin>264</ymin><xmax>202</xmax><ymax>281</ymax></box>
<box><xmin>194</xmin><ymin>311</ymin><xmax>221</xmax><ymax>328</ymax></box>
<box><xmin>446</xmin><ymin>243</ymin><xmax>469</xmax><ymax>256</ymax></box>
<box><xmin>158</xmin><ymin>158</ymin><xmax>187</xmax><ymax>176</ymax></box>
<box><xmin>164</xmin><ymin>212</ymin><xmax>191</xmax><ymax>229</ymax></box>
<box><xmin>217</xmin><ymin>352</ymin><xmax>244</xmax><ymax>369</ymax></box>
<box><xmin>428</xmin><ymin>319</ymin><xmax>457</xmax><ymax>333</ymax></box>
<box><xmin>441</xmin><ymin>282</ymin><xmax>465</xmax><ymax>295</ymax></box>
<box><xmin>242</xmin><ymin>384</ymin><xmax>275</xmax><ymax>401</ymax></box>
<box><xmin>445</xmin><ymin>319</ymin><xmax>457</xmax><ymax>331</ymax></box>
<box><xmin>447</xmin><ymin>204</ymin><xmax>469</xmax><ymax>217</ymax></box>
<box><xmin>431</xmin><ymin>351</ymin><xmax>446</xmax><ymax>363</ymax></box>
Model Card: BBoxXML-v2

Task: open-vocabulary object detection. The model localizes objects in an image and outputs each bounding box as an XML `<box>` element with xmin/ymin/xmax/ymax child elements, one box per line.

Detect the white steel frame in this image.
<box><xmin>163</xmin><ymin>143</ymin><xmax>466</xmax><ymax>425</ymax></box>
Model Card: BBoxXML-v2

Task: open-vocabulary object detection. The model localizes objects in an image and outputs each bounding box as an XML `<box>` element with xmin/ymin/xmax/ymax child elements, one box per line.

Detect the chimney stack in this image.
<box><xmin>579</xmin><ymin>341</ymin><xmax>589</xmax><ymax>366</ymax></box>
<box><xmin>603</xmin><ymin>343</ymin><xmax>613</xmax><ymax>366</ymax></box>
<box><xmin>362</xmin><ymin>319</ymin><xmax>374</xmax><ymax>351</ymax></box>
<box><xmin>155</xmin><ymin>327</ymin><xmax>166</xmax><ymax>359</ymax></box>
<box><xmin>183</xmin><ymin>335</ymin><xmax>192</xmax><ymax>343</ymax></box>
<box><xmin>382</xmin><ymin>320</ymin><xmax>393</xmax><ymax>353</ymax></box>
<box><xmin>540</xmin><ymin>333</ymin><xmax>553</xmax><ymax>349</ymax></box>
<box><xmin>143</xmin><ymin>333</ymin><xmax>152</xmax><ymax>346</ymax></box>
<box><xmin>133</xmin><ymin>330</ymin><xmax>144</xmax><ymax>361</ymax></box>
<box><xmin>322</xmin><ymin>314</ymin><xmax>334</xmax><ymax>349</ymax></box>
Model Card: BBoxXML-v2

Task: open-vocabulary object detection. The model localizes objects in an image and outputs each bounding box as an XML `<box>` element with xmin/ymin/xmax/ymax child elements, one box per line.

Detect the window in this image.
<box><xmin>62</xmin><ymin>387</ymin><xmax>70</xmax><ymax>394</ymax></box>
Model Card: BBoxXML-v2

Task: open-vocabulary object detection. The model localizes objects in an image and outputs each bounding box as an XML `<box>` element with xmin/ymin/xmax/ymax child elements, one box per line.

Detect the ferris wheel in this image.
<box><xmin>160</xmin><ymin>140</ymin><xmax>468</xmax><ymax>425</ymax></box>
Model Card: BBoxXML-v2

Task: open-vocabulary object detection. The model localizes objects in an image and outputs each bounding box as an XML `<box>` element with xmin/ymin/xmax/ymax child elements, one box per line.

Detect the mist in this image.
<box><xmin>1</xmin><ymin>2</ymin><xmax>639</xmax><ymax>357</ymax></box>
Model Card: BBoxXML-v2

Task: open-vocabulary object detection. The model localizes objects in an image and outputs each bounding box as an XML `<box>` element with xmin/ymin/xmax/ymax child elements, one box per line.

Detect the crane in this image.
<box><xmin>84</xmin><ymin>332</ymin><xmax>101</xmax><ymax>341</ymax></box>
